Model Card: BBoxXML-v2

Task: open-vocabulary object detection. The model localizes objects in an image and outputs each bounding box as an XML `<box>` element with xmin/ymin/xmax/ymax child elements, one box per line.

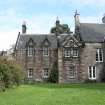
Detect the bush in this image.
<box><xmin>0</xmin><ymin>58</ymin><xmax>25</xmax><ymax>90</ymax></box>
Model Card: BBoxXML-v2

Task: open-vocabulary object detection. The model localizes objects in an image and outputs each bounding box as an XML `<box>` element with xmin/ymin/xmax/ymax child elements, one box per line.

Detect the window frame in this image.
<box><xmin>64</xmin><ymin>49</ymin><xmax>71</xmax><ymax>57</ymax></box>
<box><xmin>96</xmin><ymin>49</ymin><xmax>103</xmax><ymax>62</ymax></box>
<box><xmin>43</xmin><ymin>47</ymin><xmax>49</xmax><ymax>56</ymax></box>
<box><xmin>43</xmin><ymin>68</ymin><xmax>49</xmax><ymax>78</ymax></box>
<box><xmin>64</xmin><ymin>48</ymin><xmax>78</xmax><ymax>58</ymax></box>
<box><xmin>27</xmin><ymin>46</ymin><xmax>34</xmax><ymax>57</ymax></box>
<box><xmin>28</xmin><ymin>68</ymin><xmax>33</xmax><ymax>78</ymax></box>
<box><xmin>88</xmin><ymin>66</ymin><xmax>96</xmax><ymax>80</ymax></box>
<box><xmin>68</xmin><ymin>65</ymin><xmax>76</xmax><ymax>79</ymax></box>
<box><xmin>73</xmin><ymin>49</ymin><xmax>78</xmax><ymax>57</ymax></box>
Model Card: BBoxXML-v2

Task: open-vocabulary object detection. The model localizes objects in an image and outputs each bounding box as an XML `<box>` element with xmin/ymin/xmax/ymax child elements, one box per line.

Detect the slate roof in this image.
<box><xmin>16</xmin><ymin>33</ymin><xmax>72</xmax><ymax>49</ymax></box>
<box><xmin>16</xmin><ymin>34</ymin><xmax>58</xmax><ymax>49</ymax></box>
<box><xmin>79</xmin><ymin>23</ymin><xmax>105</xmax><ymax>42</ymax></box>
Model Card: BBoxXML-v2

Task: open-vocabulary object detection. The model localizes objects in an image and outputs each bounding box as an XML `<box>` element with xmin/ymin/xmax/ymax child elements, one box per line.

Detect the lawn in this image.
<box><xmin>0</xmin><ymin>83</ymin><xmax>105</xmax><ymax>105</ymax></box>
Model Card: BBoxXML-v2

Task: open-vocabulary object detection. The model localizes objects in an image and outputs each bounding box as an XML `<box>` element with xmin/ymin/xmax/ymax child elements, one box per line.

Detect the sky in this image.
<box><xmin>0</xmin><ymin>0</ymin><xmax>105</xmax><ymax>51</ymax></box>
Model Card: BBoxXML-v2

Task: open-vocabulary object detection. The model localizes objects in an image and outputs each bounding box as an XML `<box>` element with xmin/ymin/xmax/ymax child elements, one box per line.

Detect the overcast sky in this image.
<box><xmin>0</xmin><ymin>0</ymin><xmax>105</xmax><ymax>50</ymax></box>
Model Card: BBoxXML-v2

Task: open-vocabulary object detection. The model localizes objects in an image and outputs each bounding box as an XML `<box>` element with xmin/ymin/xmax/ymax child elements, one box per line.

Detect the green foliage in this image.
<box><xmin>49</xmin><ymin>61</ymin><xmax>58</xmax><ymax>83</ymax></box>
<box><xmin>0</xmin><ymin>58</ymin><xmax>25</xmax><ymax>90</ymax></box>
<box><xmin>50</xmin><ymin>24</ymin><xmax>70</xmax><ymax>34</ymax></box>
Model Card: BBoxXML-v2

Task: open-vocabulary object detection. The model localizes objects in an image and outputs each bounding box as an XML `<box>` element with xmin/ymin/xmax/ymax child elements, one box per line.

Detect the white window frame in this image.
<box><xmin>43</xmin><ymin>68</ymin><xmax>49</xmax><ymax>78</ymax></box>
<box><xmin>28</xmin><ymin>68</ymin><xmax>33</xmax><ymax>78</ymax></box>
<box><xmin>64</xmin><ymin>48</ymin><xmax>78</xmax><ymax>57</ymax></box>
<box><xmin>64</xmin><ymin>49</ymin><xmax>70</xmax><ymax>57</ymax></box>
<box><xmin>68</xmin><ymin>65</ymin><xmax>75</xmax><ymax>79</ymax></box>
<box><xmin>73</xmin><ymin>49</ymin><xmax>78</xmax><ymax>57</ymax></box>
<box><xmin>43</xmin><ymin>47</ymin><xmax>49</xmax><ymax>56</ymax></box>
<box><xmin>96</xmin><ymin>49</ymin><xmax>103</xmax><ymax>62</ymax></box>
<box><xmin>28</xmin><ymin>46</ymin><xmax>33</xmax><ymax>56</ymax></box>
<box><xmin>88</xmin><ymin>66</ymin><xmax>96</xmax><ymax>80</ymax></box>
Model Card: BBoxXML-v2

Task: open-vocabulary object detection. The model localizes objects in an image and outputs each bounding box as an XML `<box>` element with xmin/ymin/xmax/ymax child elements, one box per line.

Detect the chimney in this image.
<box><xmin>55</xmin><ymin>16</ymin><xmax>60</xmax><ymax>27</ymax></box>
<box><xmin>74</xmin><ymin>10</ymin><xmax>80</xmax><ymax>26</ymax></box>
<box><xmin>22</xmin><ymin>21</ymin><xmax>27</xmax><ymax>34</ymax></box>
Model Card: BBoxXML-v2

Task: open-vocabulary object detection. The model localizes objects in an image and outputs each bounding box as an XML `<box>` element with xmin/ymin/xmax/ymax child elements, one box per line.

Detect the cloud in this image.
<box><xmin>81</xmin><ymin>16</ymin><xmax>101</xmax><ymax>23</ymax></box>
<box><xmin>0</xmin><ymin>0</ymin><xmax>105</xmax><ymax>50</ymax></box>
<box><xmin>0</xmin><ymin>30</ymin><xmax>18</xmax><ymax>51</ymax></box>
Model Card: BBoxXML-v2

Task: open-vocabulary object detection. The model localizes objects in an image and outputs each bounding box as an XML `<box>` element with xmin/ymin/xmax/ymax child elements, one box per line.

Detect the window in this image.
<box><xmin>64</xmin><ymin>49</ymin><xmax>70</xmax><ymax>57</ymax></box>
<box><xmin>28</xmin><ymin>46</ymin><xmax>33</xmax><ymax>56</ymax></box>
<box><xmin>43</xmin><ymin>47</ymin><xmax>49</xmax><ymax>56</ymax></box>
<box><xmin>88</xmin><ymin>66</ymin><xmax>96</xmax><ymax>80</ymax></box>
<box><xmin>28</xmin><ymin>68</ymin><xmax>33</xmax><ymax>78</ymax></box>
<box><xmin>64</xmin><ymin>48</ymin><xmax>78</xmax><ymax>57</ymax></box>
<box><xmin>96</xmin><ymin>49</ymin><xmax>103</xmax><ymax>62</ymax></box>
<box><xmin>43</xmin><ymin>68</ymin><xmax>49</xmax><ymax>78</ymax></box>
<box><xmin>69</xmin><ymin>65</ymin><xmax>75</xmax><ymax>78</ymax></box>
<box><xmin>73</xmin><ymin>49</ymin><xmax>78</xmax><ymax>57</ymax></box>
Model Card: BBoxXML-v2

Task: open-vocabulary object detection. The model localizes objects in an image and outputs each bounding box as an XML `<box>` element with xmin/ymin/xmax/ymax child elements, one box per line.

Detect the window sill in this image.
<box><xmin>88</xmin><ymin>78</ymin><xmax>96</xmax><ymax>80</ymax></box>
<box><xmin>96</xmin><ymin>61</ymin><xmax>103</xmax><ymax>63</ymax></box>
<box><xmin>28</xmin><ymin>76</ymin><xmax>33</xmax><ymax>78</ymax></box>
<box><xmin>43</xmin><ymin>76</ymin><xmax>49</xmax><ymax>78</ymax></box>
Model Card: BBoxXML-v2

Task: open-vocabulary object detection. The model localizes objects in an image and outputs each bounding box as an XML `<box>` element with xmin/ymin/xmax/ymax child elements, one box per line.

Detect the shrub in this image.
<box><xmin>0</xmin><ymin>58</ymin><xmax>25</xmax><ymax>90</ymax></box>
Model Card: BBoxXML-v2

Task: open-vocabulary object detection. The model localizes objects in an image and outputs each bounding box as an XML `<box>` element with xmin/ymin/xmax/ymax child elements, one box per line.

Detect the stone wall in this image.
<box><xmin>15</xmin><ymin>42</ymin><xmax>104</xmax><ymax>83</ymax></box>
<box><xmin>80</xmin><ymin>43</ymin><xmax>104</xmax><ymax>82</ymax></box>
<box><xmin>15</xmin><ymin>47</ymin><xmax>57</xmax><ymax>81</ymax></box>
<box><xmin>58</xmin><ymin>47</ymin><xmax>81</xmax><ymax>83</ymax></box>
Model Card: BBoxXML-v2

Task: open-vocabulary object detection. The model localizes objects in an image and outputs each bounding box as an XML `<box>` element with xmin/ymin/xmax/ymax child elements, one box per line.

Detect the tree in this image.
<box><xmin>50</xmin><ymin>24</ymin><xmax>70</xmax><ymax>34</ymax></box>
<box><xmin>0</xmin><ymin>58</ymin><xmax>25</xmax><ymax>90</ymax></box>
<box><xmin>49</xmin><ymin>61</ymin><xmax>58</xmax><ymax>83</ymax></box>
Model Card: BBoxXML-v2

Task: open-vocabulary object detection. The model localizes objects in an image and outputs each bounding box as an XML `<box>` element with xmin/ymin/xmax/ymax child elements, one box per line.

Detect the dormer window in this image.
<box><xmin>26</xmin><ymin>38</ymin><xmax>35</xmax><ymax>57</ymax></box>
<box><xmin>73</xmin><ymin>49</ymin><xmax>78</xmax><ymax>57</ymax></box>
<box><xmin>43</xmin><ymin>47</ymin><xmax>49</xmax><ymax>56</ymax></box>
<box><xmin>28</xmin><ymin>46</ymin><xmax>33</xmax><ymax>56</ymax></box>
<box><xmin>64</xmin><ymin>49</ymin><xmax>70</xmax><ymax>57</ymax></box>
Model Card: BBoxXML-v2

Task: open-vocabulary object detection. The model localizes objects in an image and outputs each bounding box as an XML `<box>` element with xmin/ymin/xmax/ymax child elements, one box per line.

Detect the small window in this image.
<box><xmin>69</xmin><ymin>66</ymin><xmax>75</xmax><ymax>78</ymax></box>
<box><xmin>28</xmin><ymin>46</ymin><xmax>33</xmax><ymax>56</ymax></box>
<box><xmin>73</xmin><ymin>49</ymin><xmax>78</xmax><ymax>57</ymax></box>
<box><xmin>64</xmin><ymin>48</ymin><xmax>78</xmax><ymax>57</ymax></box>
<box><xmin>96</xmin><ymin>49</ymin><xmax>103</xmax><ymax>62</ymax></box>
<box><xmin>64</xmin><ymin>49</ymin><xmax>70</xmax><ymax>57</ymax></box>
<box><xmin>43</xmin><ymin>68</ymin><xmax>49</xmax><ymax>78</ymax></box>
<box><xmin>88</xmin><ymin>66</ymin><xmax>96</xmax><ymax>80</ymax></box>
<box><xmin>43</xmin><ymin>47</ymin><xmax>49</xmax><ymax>56</ymax></box>
<box><xmin>28</xmin><ymin>68</ymin><xmax>33</xmax><ymax>78</ymax></box>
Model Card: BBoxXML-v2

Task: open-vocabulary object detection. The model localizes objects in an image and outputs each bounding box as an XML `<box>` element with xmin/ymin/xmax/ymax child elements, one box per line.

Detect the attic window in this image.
<box><xmin>43</xmin><ymin>47</ymin><xmax>49</xmax><ymax>56</ymax></box>
<box><xmin>28</xmin><ymin>46</ymin><xmax>34</xmax><ymax>56</ymax></box>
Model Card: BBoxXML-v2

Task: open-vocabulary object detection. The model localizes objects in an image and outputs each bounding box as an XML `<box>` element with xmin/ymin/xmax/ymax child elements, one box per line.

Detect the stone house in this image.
<box><xmin>15</xmin><ymin>12</ymin><xmax>105</xmax><ymax>83</ymax></box>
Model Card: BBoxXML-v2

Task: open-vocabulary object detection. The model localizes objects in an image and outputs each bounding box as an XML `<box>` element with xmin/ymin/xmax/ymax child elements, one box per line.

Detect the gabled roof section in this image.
<box><xmin>16</xmin><ymin>34</ymin><xmax>57</xmax><ymax>49</ymax></box>
<box><xmin>61</xmin><ymin>34</ymin><xmax>82</xmax><ymax>47</ymax></box>
<box><xmin>26</xmin><ymin>37</ymin><xmax>36</xmax><ymax>47</ymax></box>
<box><xmin>79</xmin><ymin>23</ymin><xmax>105</xmax><ymax>42</ymax></box>
<box><xmin>41</xmin><ymin>36</ymin><xmax>51</xmax><ymax>47</ymax></box>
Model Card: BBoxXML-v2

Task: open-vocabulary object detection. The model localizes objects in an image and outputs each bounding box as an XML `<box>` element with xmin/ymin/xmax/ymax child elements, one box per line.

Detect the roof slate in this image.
<box><xmin>16</xmin><ymin>34</ymin><xmax>58</xmax><ymax>49</ymax></box>
<box><xmin>80</xmin><ymin>23</ymin><xmax>105</xmax><ymax>42</ymax></box>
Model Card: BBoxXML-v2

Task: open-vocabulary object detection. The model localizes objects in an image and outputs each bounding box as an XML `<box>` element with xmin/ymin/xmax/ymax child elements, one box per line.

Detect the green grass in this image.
<box><xmin>0</xmin><ymin>83</ymin><xmax>105</xmax><ymax>105</ymax></box>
